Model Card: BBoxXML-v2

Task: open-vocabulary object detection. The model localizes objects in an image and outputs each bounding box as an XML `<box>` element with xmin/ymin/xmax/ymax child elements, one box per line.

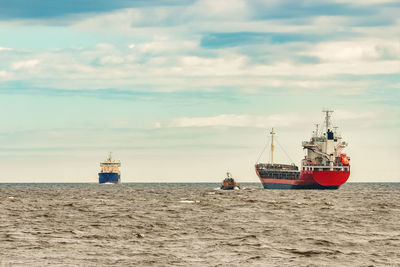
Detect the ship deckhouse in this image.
<box><xmin>100</xmin><ymin>152</ymin><xmax>121</xmax><ymax>174</ymax></box>
<box><xmin>301</xmin><ymin>110</ymin><xmax>350</xmax><ymax>172</ymax></box>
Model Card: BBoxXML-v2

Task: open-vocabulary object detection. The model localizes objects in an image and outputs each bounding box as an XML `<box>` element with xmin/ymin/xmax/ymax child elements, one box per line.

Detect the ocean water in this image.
<box><xmin>0</xmin><ymin>183</ymin><xmax>399</xmax><ymax>266</ymax></box>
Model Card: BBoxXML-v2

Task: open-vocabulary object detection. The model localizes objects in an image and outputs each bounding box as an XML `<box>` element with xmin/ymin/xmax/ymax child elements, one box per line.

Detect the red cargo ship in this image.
<box><xmin>255</xmin><ymin>110</ymin><xmax>350</xmax><ymax>189</ymax></box>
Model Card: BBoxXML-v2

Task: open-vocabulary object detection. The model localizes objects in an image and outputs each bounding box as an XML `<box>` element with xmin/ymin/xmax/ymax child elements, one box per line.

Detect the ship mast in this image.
<box><xmin>323</xmin><ymin>110</ymin><xmax>333</xmax><ymax>131</ymax></box>
<box><xmin>323</xmin><ymin>110</ymin><xmax>334</xmax><ymax>169</ymax></box>
<box><xmin>270</xmin><ymin>128</ymin><xmax>275</xmax><ymax>165</ymax></box>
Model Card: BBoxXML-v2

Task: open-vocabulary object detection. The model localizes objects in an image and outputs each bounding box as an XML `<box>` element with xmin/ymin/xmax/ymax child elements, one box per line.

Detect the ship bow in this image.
<box><xmin>312</xmin><ymin>169</ymin><xmax>350</xmax><ymax>186</ymax></box>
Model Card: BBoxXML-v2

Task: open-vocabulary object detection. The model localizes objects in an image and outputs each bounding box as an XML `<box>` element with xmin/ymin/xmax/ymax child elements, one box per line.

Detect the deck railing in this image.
<box><xmin>302</xmin><ymin>165</ymin><xmax>350</xmax><ymax>171</ymax></box>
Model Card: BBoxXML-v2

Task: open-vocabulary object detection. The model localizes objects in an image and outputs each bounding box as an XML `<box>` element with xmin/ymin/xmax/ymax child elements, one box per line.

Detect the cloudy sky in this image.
<box><xmin>0</xmin><ymin>0</ymin><xmax>399</xmax><ymax>182</ymax></box>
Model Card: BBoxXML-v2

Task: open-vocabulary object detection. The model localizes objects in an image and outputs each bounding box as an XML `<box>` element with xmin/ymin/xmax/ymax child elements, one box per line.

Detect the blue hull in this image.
<box><xmin>99</xmin><ymin>173</ymin><xmax>120</xmax><ymax>184</ymax></box>
<box><xmin>221</xmin><ymin>186</ymin><xmax>235</xmax><ymax>190</ymax></box>
<box><xmin>262</xmin><ymin>183</ymin><xmax>339</xmax><ymax>190</ymax></box>
<box><xmin>220</xmin><ymin>186</ymin><xmax>240</xmax><ymax>190</ymax></box>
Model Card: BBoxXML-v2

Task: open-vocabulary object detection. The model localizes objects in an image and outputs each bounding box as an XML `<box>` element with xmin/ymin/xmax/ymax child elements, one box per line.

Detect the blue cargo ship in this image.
<box><xmin>99</xmin><ymin>153</ymin><xmax>121</xmax><ymax>184</ymax></box>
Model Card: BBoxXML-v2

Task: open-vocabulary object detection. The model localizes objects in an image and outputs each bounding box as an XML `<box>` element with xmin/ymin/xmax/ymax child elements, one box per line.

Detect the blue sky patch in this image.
<box><xmin>200</xmin><ymin>32</ymin><xmax>319</xmax><ymax>49</ymax></box>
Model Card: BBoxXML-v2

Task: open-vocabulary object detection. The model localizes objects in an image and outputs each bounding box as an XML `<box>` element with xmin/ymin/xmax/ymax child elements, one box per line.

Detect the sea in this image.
<box><xmin>0</xmin><ymin>183</ymin><xmax>399</xmax><ymax>267</ymax></box>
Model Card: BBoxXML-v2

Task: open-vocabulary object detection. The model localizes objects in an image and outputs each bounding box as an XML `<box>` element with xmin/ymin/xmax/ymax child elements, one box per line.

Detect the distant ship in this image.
<box><xmin>220</xmin><ymin>172</ymin><xmax>240</xmax><ymax>190</ymax></box>
<box><xmin>255</xmin><ymin>110</ymin><xmax>350</xmax><ymax>189</ymax></box>
<box><xmin>99</xmin><ymin>153</ymin><xmax>121</xmax><ymax>184</ymax></box>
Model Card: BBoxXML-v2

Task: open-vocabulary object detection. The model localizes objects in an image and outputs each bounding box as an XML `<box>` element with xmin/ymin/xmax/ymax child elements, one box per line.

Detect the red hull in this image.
<box><xmin>256</xmin><ymin>166</ymin><xmax>350</xmax><ymax>189</ymax></box>
<box><xmin>303</xmin><ymin>169</ymin><xmax>350</xmax><ymax>186</ymax></box>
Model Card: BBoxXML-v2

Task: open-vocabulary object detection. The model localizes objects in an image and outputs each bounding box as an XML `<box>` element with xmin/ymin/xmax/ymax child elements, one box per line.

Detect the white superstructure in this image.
<box><xmin>301</xmin><ymin>111</ymin><xmax>349</xmax><ymax>171</ymax></box>
<box><xmin>100</xmin><ymin>152</ymin><xmax>121</xmax><ymax>174</ymax></box>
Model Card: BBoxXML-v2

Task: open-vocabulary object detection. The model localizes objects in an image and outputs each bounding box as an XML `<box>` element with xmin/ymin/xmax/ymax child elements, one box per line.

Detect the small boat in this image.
<box><xmin>220</xmin><ymin>172</ymin><xmax>240</xmax><ymax>190</ymax></box>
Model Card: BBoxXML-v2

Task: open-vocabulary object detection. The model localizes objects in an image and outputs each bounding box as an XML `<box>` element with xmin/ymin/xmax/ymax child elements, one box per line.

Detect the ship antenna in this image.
<box><xmin>323</xmin><ymin>110</ymin><xmax>333</xmax><ymax>131</ymax></box>
<box><xmin>270</xmin><ymin>128</ymin><xmax>275</xmax><ymax>165</ymax></box>
<box><xmin>314</xmin><ymin>124</ymin><xmax>319</xmax><ymax>136</ymax></box>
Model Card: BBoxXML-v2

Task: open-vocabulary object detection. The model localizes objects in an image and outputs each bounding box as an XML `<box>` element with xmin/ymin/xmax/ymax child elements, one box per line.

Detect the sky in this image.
<box><xmin>0</xmin><ymin>0</ymin><xmax>399</xmax><ymax>183</ymax></box>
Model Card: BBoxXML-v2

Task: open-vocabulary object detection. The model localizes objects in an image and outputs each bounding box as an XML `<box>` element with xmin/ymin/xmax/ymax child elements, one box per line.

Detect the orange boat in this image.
<box><xmin>220</xmin><ymin>172</ymin><xmax>240</xmax><ymax>190</ymax></box>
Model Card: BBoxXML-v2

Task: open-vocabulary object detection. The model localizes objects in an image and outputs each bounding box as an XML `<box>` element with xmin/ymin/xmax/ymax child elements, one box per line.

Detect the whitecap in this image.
<box><xmin>179</xmin><ymin>200</ymin><xmax>200</xmax><ymax>203</ymax></box>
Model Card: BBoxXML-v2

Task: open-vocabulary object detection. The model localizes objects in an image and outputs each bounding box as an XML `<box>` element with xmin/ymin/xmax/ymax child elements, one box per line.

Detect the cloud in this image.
<box><xmin>303</xmin><ymin>39</ymin><xmax>400</xmax><ymax>62</ymax></box>
<box><xmin>166</xmin><ymin>113</ymin><xmax>309</xmax><ymax>128</ymax></box>
<box><xmin>0</xmin><ymin>1</ymin><xmax>399</xmax><ymax>96</ymax></box>
<box><xmin>0</xmin><ymin>46</ymin><xmax>12</xmax><ymax>51</ymax></box>
<box><xmin>0</xmin><ymin>70</ymin><xmax>11</xmax><ymax>78</ymax></box>
<box><xmin>186</xmin><ymin>0</ymin><xmax>249</xmax><ymax>21</ymax></box>
<box><xmin>334</xmin><ymin>110</ymin><xmax>376</xmax><ymax>120</ymax></box>
<box><xmin>11</xmin><ymin>59</ymin><xmax>40</xmax><ymax>70</ymax></box>
<box><xmin>138</xmin><ymin>40</ymin><xmax>197</xmax><ymax>54</ymax></box>
<box><xmin>1</xmin><ymin>40</ymin><xmax>398</xmax><ymax>95</ymax></box>
<box><xmin>160</xmin><ymin>110</ymin><xmax>383</xmax><ymax>132</ymax></box>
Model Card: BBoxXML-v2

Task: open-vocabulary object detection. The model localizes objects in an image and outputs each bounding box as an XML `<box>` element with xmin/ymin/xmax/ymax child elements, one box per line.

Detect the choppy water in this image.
<box><xmin>0</xmin><ymin>183</ymin><xmax>399</xmax><ymax>266</ymax></box>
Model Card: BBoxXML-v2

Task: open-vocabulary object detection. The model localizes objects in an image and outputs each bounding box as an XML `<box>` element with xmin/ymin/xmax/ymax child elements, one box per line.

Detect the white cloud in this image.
<box><xmin>162</xmin><ymin>110</ymin><xmax>380</xmax><ymax>129</ymax></box>
<box><xmin>138</xmin><ymin>40</ymin><xmax>197</xmax><ymax>54</ymax></box>
<box><xmin>1</xmin><ymin>5</ymin><xmax>398</xmax><ymax>93</ymax></box>
<box><xmin>334</xmin><ymin>110</ymin><xmax>376</xmax><ymax>119</ymax></box>
<box><xmin>304</xmin><ymin>39</ymin><xmax>400</xmax><ymax>62</ymax></box>
<box><xmin>12</xmin><ymin>59</ymin><xmax>40</xmax><ymax>70</ymax></box>
<box><xmin>0</xmin><ymin>46</ymin><xmax>12</xmax><ymax>51</ymax></box>
<box><xmin>1</xmin><ymin>39</ymin><xmax>398</xmax><ymax>93</ymax></box>
<box><xmin>95</xmin><ymin>43</ymin><xmax>116</xmax><ymax>50</ymax></box>
<box><xmin>167</xmin><ymin>113</ymin><xmax>309</xmax><ymax>128</ymax></box>
<box><xmin>186</xmin><ymin>0</ymin><xmax>249</xmax><ymax>20</ymax></box>
<box><xmin>0</xmin><ymin>70</ymin><xmax>11</xmax><ymax>79</ymax></box>
<box><xmin>153</xmin><ymin>122</ymin><xmax>162</xmax><ymax>129</ymax></box>
<box><xmin>251</xmin><ymin>60</ymin><xmax>400</xmax><ymax>76</ymax></box>
<box><xmin>97</xmin><ymin>55</ymin><xmax>125</xmax><ymax>65</ymax></box>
